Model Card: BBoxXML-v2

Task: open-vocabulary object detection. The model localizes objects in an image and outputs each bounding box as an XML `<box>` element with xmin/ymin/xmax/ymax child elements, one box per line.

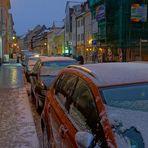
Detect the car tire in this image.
<box><xmin>43</xmin><ymin>126</ymin><xmax>50</xmax><ymax>148</ymax></box>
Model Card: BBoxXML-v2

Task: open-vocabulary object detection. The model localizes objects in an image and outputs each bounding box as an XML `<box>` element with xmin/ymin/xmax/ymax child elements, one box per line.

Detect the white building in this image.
<box><xmin>64</xmin><ymin>1</ymin><xmax>82</xmax><ymax>55</ymax></box>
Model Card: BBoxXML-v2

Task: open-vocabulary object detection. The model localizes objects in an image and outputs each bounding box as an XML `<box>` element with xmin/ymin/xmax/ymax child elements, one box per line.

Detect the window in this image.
<box><xmin>55</xmin><ymin>73</ymin><xmax>78</xmax><ymax>109</ymax></box>
<box><xmin>77</xmin><ymin>34</ymin><xmax>80</xmax><ymax>42</ymax></box>
<box><xmin>55</xmin><ymin>76</ymin><xmax>107</xmax><ymax>147</ymax></box>
<box><xmin>81</xmin><ymin>33</ymin><xmax>84</xmax><ymax>41</ymax></box>
<box><xmin>32</xmin><ymin>60</ymin><xmax>42</xmax><ymax>73</ymax></box>
<box><xmin>69</xmin><ymin>79</ymin><xmax>107</xmax><ymax>147</ymax></box>
<box><xmin>69</xmin><ymin>79</ymin><xmax>99</xmax><ymax>132</ymax></box>
<box><xmin>77</xmin><ymin>20</ymin><xmax>80</xmax><ymax>27</ymax></box>
<box><xmin>81</xmin><ymin>19</ymin><xmax>84</xmax><ymax>26</ymax></box>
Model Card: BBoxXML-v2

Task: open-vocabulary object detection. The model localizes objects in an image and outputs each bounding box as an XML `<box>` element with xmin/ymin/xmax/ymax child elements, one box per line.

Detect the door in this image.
<box><xmin>68</xmin><ymin>78</ymin><xmax>108</xmax><ymax>147</ymax></box>
<box><xmin>46</xmin><ymin>73</ymin><xmax>78</xmax><ymax>148</ymax></box>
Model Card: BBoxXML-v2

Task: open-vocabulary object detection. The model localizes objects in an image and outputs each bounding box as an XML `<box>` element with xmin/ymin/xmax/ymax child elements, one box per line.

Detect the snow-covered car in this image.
<box><xmin>41</xmin><ymin>63</ymin><xmax>148</xmax><ymax>148</ymax></box>
<box><xmin>29</xmin><ymin>56</ymin><xmax>77</xmax><ymax>113</ymax></box>
<box><xmin>3</xmin><ymin>54</ymin><xmax>9</xmax><ymax>63</ymax></box>
<box><xmin>21</xmin><ymin>50</ymin><xmax>39</xmax><ymax>66</ymax></box>
<box><xmin>24</xmin><ymin>55</ymin><xmax>40</xmax><ymax>82</ymax></box>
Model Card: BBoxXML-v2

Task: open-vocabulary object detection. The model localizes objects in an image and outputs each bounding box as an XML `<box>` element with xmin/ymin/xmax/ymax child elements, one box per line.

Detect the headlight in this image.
<box><xmin>34</xmin><ymin>54</ymin><xmax>39</xmax><ymax>57</ymax></box>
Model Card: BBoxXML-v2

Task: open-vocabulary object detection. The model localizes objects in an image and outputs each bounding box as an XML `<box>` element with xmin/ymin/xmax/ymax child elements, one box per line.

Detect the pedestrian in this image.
<box><xmin>17</xmin><ymin>54</ymin><xmax>19</xmax><ymax>63</ymax></box>
<box><xmin>77</xmin><ymin>55</ymin><xmax>84</xmax><ymax>65</ymax></box>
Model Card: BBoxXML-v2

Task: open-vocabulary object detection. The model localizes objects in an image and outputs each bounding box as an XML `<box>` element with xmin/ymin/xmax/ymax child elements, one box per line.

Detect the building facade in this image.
<box><xmin>64</xmin><ymin>1</ymin><xmax>83</xmax><ymax>55</ymax></box>
<box><xmin>0</xmin><ymin>0</ymin><xmax>11</xmax><ymax>63</ymax></box>
<box><xmin>47</xmin><ymin>24</ymin><xmax>63</xmax><ymax>56</ymax></box>
<box><xmin>8</xmin><ymin>13</ymin><xmax>15</xmax><ymax>56</ymax></box>
<box><xmin>89</xmin><ymin>0</ymin><xmax>148</xmax><ymax>61</ymax></box>
<box><xmin>71</xmin><ymin>1</ymin><xmax>94</xmax><ymax>62</ymax></box>
<box><xmin>53</xmin><ymin>28</ymin><xmax>64</xmax><ymax>55</ymax></box>
<box><xmin>23</xmin><ymin>25</ymin><xmax>46</xmax><ymax>51</ymax></box>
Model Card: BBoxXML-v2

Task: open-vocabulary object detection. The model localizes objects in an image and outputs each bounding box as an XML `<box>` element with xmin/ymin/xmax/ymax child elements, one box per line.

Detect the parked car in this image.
<box><xmin>3</xmin><ymin>54</ymin><xmax>9</xmax><ymax>63</ymax></box>
<box><xmin>24</xmin><ymin>55</ymin><xmax>40</xmax><ymax>82</ymax></box>
<box><xmin>29</xmin><ymin>56</ymin><xmax>77</xmax><ymax>113</ymax></box>
<box><xmin>41</xmin><ymin>63</ymin><xmax>148</xmax><ymax>148</ymax></box>
<box><xmin>21</xmin><ymin>50</ymin><xmax>39</xmax><ymax>66</ymax></box>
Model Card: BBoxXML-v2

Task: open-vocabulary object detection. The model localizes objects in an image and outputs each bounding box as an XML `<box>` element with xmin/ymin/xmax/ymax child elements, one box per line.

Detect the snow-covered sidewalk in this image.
<box><xmin>0</xmin><ymin>64</ymin><xmax>39</xmax><ymax>148</ymax></box>
<box><xmin>0</xmin><ymin>87</ymin><xmax>39</xmax><ymax>148</ymax></box>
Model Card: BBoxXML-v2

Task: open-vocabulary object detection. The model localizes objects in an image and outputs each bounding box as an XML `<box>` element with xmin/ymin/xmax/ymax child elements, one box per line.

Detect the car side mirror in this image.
<box><xmin>75</xmin><ymin>131</ymin><xmax>97</xmax><ymax>148</ymax></box>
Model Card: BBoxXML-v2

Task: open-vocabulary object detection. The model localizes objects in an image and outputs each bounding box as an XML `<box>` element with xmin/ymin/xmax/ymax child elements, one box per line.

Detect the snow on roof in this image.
<box><xmin>77</xmin><ymin>63</ymin><xmax>148</xmax><ymax>86</ymax></box>
<box><xmin>56</xmin><ymin>29</ymin><xmax>64</xmax><ymax>36</ymax></box>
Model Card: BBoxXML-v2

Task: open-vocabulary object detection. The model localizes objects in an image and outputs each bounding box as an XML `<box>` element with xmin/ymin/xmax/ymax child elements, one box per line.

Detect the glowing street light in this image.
<box><xmin>88</xmin><ymin>39</ymin><xmax>92</xmax><ymax>45</ymax></box>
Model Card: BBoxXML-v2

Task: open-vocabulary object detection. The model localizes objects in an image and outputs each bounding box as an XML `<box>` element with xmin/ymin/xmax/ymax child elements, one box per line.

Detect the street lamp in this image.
<box><xmin>13</xmin><ymin>43</ymin><xmax>17</xmax><ymax>47</ymax></box>
<box><xmin>12</xmin><ymin>36</ymin><xmax>16</xmax><ymax>40</ymax></box>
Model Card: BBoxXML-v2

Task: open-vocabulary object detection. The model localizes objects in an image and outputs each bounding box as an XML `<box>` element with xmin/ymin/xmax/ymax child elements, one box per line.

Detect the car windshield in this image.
<box><xmin>40</xmin><ymin>60</ymin><xmax>76</xmax><ymax>76</ymax></box>
<box><xmin>101</xmin><ymin>83</ymin><xmax>148</xmax><ymax>112</ymax></box>
<box><xmin>43</xmin><ymin>60</ymin><xmax>76</xmax><ymax>67</ymax></box>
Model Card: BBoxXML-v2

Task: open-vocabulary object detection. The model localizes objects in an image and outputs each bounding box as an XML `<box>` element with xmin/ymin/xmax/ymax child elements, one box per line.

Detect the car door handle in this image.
<box><xmin>59</xmin><ymin>124</ymin><xmax>68</xmax><ymax>138</ymax></box>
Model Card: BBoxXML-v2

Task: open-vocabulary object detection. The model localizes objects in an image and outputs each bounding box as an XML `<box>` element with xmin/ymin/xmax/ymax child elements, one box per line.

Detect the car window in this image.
<box><xmin>69</xmin><ymin>79</ymin><xmax>99</xmax><ymax>132</ymax></box>
<box><xmin>69</xmin><ymin>79</ymin><xmax>107</xmax><ymax>147</ymax></box>
<box><xmin>43</xmin><ymin>60</ymin><xmax>76</xmax><ymax>67</ymax></box>
<box><xmin>55</xmin><ymin>73</ymin><xmax>78</xmax><ymax>109</ymax></box>
<box><xmin>32</xmin><ymin>59</ymin><xmax>42</xmax><ymax>73</ymax></box>
<box><xmin>55</xmin><ymin>75</ymin><xmax>107</xmax><ymax>147</ymax></box>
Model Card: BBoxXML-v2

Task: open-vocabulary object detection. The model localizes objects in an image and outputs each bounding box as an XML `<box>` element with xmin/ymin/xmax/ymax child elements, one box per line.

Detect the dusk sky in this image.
<box><xmin>10</xmin><ymin>0</ymin><xmax>84</xmax><ymax>36</ymax></box>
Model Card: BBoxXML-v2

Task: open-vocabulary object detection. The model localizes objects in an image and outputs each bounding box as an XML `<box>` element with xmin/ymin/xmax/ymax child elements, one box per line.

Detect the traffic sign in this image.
<box><xmin>92</xmin><ymin>40</ymin><xmax>97</xmax><ymax>46</ymax></box>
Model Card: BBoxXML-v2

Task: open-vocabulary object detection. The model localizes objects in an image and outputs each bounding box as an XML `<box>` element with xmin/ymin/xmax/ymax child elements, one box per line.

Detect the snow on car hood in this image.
<box><xmin>106</xmin><ymin>105</ymin><xmax>148</xmax><ymax>148</ymax></box>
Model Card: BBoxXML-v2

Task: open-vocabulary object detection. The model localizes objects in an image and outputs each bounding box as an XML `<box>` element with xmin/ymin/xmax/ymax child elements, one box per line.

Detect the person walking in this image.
<box><xmin>77</xmin><ymin>55</ymin><xmax>84</xmax><ymax>65</ymax></box>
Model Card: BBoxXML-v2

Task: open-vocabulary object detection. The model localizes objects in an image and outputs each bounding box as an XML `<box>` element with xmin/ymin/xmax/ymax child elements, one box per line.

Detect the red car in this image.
<box><xmin>41</xmin><ymin>63</ymin><xmax>148</xmax><ymax>148</ymax></box>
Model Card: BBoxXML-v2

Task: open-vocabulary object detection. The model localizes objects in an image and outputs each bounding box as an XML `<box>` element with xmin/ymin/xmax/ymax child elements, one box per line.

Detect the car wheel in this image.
<box><xmin>43</xmin><ymin>126</ymin><xmax>50</xmax><ymax>148</ymax></box>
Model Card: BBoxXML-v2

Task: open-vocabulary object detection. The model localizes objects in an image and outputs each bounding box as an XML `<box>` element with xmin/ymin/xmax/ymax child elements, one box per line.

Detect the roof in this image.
<box><xmin>39</xmin><ymin>56</ymin><xmax>76</xmax><ymax>63</ymax></box>
<box><xmin>56</xmin><ymin>29</ymin><xmax>64</xmax><ymax>36</ymax></box>
<box><xmin>69</xmin><ymin>63</ymin><xmax>148</xmax><ymax>87</ymax></box>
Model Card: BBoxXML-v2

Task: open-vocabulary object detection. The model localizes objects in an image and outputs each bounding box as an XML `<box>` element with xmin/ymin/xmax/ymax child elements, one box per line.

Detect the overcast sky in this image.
<box><xmin>10</xmin><ymin>0</ymin><xmax>84</xmax><ymax>36</ymax></box>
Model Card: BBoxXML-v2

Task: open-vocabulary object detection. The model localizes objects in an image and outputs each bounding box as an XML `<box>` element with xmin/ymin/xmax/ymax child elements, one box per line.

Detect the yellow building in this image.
<box><xmin>47</xmin><ymin>24</ymin><xmax>64</xmax><ymax>56</ymax></box>
<box><xmin>53</xmin><ymin>28</ymin><xmax>64</xmax><ymax>55</ymax></box>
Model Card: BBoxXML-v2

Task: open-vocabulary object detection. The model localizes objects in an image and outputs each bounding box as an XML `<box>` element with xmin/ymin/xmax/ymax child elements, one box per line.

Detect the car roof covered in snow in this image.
<box><xmin>39</xmin><ymin>56</ymin><xmax>76</xmax><ymax>63</ymax></box>
<box><xmin>68</xmin><ymin>63</ymin><xmax>148</xmax><ymax>87</ymax></box>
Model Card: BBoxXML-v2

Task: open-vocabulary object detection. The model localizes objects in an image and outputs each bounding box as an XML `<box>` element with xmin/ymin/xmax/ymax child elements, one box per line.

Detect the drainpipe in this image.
<box><xmin>0</xmin><ymin>0</ymin><xmax>3</xmax><ymax>64</ymax></box>
<box><xmin>76</xmin><ymin>16</ymin><xmax>78</xmax><ymax>56</ymax></box>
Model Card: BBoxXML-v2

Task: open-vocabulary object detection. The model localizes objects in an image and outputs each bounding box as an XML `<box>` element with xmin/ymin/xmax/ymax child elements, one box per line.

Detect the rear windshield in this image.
<box><xmin>43</xmin><ymin>60</ymin><xmax>76</xmax><ymax>67</ymax></box>
<box><xmin>40</xmin><ymin>60</ymin><xmax>76</xmax><ymax>76</ymax></box>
